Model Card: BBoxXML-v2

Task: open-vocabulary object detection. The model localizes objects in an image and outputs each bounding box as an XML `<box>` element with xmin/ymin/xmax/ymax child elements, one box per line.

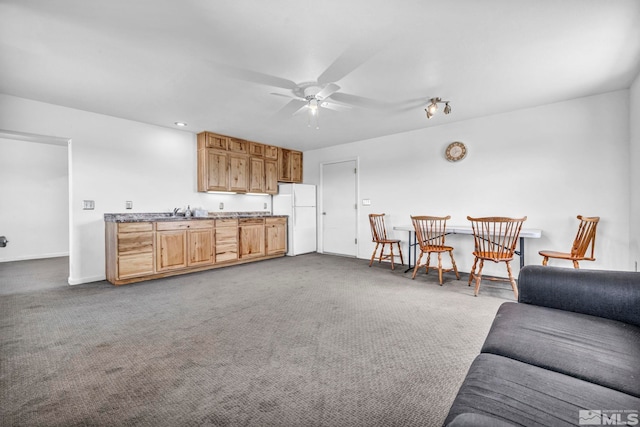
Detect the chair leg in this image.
<box><xmin>389</xmin><ymin>245</ymin><xmax>395</xmax><ymax>270</ymax></box>
<box><xmin>437</xmin><ymin>252</ymin><xmax>443</xmax><ymax>285</ymax></box>
<box><xmin>573</xmin><ymin>261</ymin><xmax>580</xmax><ymax>269</ymax></box>
<box><xmin>505</xmin><ymin>261</ymin><xmax>518</xmax><ymax>299</ymax></box>
<box><xmin>378</xmin><ymin>243</ymin><xmax>386</xmax><ymax>264</ymax></box>
<box><xmin>468</xmin><ymin>257</ymin><xmax>478</xmax><ymax>286</ymax></box>
<box><xmin>542</xmin><ymin>256</ymin><xmax>549</xmax><ymax>266</ymax></box>
<box><xmin>449</xmin><ymin>250</ymin><xmax>460</xmax><ymax>280</ymax></box>
<box><xmin>425</xmin><ymin>253</ymin><xmax>431</xmax><ymax>274</ymax></box>
<box><xmin>369</xmin><ymin>243</ymin><xmax>379</xmax><ymax>267</ymax></box>
<box><xmin>474</xmin><ymin>260</ymin><xmax>484</xmax><ymax>296</ymax></box>
<box><xmin>412</xmin><ymin>252</ymin><xmax>424</xmax><ymax>279</ymax></box>
<box><xmin>396</xmin><ymin>242</ymin><xmax>404</xmax><ymax>265</ymax></box>
<box><xmin>473</xmin><ymin>259</ymin><xmax>484</xmax><ymax>297</ymax></box>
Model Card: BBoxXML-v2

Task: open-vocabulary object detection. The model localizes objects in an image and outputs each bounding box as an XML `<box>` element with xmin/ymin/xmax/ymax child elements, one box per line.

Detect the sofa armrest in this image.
<box><xmin>517</xmin><ymin>265</ymin><xmax>640</xmax><ymax>327</ymax></box>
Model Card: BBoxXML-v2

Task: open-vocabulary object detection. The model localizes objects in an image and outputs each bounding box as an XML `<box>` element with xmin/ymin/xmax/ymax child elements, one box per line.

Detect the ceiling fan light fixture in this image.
<box><xmin>308</xmin><ymin>98</ymin><xmax>319</xmax><ymax>114</ymax></box>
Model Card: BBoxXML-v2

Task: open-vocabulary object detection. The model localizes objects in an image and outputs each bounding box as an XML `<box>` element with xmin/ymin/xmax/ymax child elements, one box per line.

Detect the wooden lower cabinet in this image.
<box><xmin>265</xmin><ymin>217</ymin><xmax>287</xmax><ymax>255</ymax></box>
<box><xmin>215</xmin><ymin>219</ymin><xmax>238</xmax><ymax>263</ymax></box>
<box><xmin>239</xmin><ymin>218</ymin><xmax>265</xmax><ymax>259</ymax></box>
<box><xmin>106</xmin><ymin>222</ymin><xmax>155</xmax><ymax>283</ymax></box>
<box><xmin>106</xmin><ymin>217</ymin><xmax>286</xmax><ymax>285</ymax></box>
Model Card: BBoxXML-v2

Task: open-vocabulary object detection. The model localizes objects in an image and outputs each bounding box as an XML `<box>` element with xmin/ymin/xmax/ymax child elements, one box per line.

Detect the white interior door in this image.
<box><xmin>321</xmin><ymin>160</ymin><xmax>357</xmax><ymax>257</ymax></box>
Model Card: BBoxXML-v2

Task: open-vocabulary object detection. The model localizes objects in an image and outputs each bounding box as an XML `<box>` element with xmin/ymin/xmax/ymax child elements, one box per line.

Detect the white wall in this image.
<box><xmin>305</xmin><ymin>90</ymin><xmax>632</xmax><ymax>277</ymax></box>
<box><xmin>630</xmin><ymin>72</ymin><xmax>640</xmax><ymax>272</ymax></box>
<box><xmin>0</xmin><ymin>137</ymin><xmax>69</xmax><ymax>261</ymax></box>
<box><xmin>0</xmin><ymin>94</ymin><xmax>271</xmax><ymax>284</ymax></box>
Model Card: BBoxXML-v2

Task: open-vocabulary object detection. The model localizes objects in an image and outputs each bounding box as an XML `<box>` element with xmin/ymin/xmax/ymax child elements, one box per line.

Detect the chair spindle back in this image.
<box><xmin>571</xmin><ymin>215</ymin><xmax>599</xmax><ymax>260</ymax></box>
<box><xmin>411</xmin><ymin>216</ymin><xmax>450</xmax><ymax>250</ymax></box>
<box><xmin>467</xmin><ymin>216</ymin><xmax>527</xmax><ymax>261</ymax></box>
<box><xmin>369</xmin><ymin>213</ymin><xmax>389</xmax><ymax>242</ymax></box>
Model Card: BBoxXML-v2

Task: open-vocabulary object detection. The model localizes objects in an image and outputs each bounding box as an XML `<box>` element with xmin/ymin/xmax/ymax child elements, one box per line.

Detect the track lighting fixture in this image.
<box><xmin>425</xmin><ymin>98</ymin><xmax>452</xmax><ymax>119</ymax></box>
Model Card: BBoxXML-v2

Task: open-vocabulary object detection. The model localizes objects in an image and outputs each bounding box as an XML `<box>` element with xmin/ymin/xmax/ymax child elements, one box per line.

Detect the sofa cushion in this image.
<box><xmin>444</xmin><ymin>353</ymin><xmax>640</xmax><ymax>427</ymax></box>
<box><xmin>481</xmin><ymin>302</ymin><xmax>640</xmax><ymax>397</ymax></box>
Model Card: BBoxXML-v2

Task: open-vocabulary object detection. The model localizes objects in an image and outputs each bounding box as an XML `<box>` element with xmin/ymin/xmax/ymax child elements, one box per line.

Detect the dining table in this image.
<box><xmin>393</xmin><ymin>224</ymin><xmax>542</xmax><ymax>273</ymax></box>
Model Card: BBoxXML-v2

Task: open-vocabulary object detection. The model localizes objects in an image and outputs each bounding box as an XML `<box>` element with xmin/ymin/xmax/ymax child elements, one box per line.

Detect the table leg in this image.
<box><xmin>519</xmin><ymin>237</ymin><xmax>524</xmax><ymax>269</ymax></box>
<box><xmin>404</xmin><ymin>230</ymin><xmax>416</xmax><ymax>273</ymax></box>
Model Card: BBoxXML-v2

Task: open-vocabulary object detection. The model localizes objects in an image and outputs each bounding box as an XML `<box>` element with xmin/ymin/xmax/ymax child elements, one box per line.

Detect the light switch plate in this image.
<box><xmin>362</xmin><ymin>199</ymin><xmax>371</xmax><ymax>206</ymax></box>
<box><xmin>82</xmin><ymin>200</ymin><xmax>95</xmax><ymax>210</ymax></box>
<box><xmin>219</xmin><ymin>202</ymin><xmax>224</xmax><ymax>210</ymax></box>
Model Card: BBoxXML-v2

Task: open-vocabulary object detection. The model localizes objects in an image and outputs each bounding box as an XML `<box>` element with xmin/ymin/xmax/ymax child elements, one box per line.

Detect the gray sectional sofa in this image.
<box><xmin>444</xmin><ymin>265</ymin><xmax>640</xmax><ymax>427</ymax></box>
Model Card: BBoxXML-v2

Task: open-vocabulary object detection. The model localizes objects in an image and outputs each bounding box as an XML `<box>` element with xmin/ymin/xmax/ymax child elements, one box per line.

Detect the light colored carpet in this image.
<box><xmin>0</xmin><ymin>254</ymin><xmax>513</xmax><ymax>426</ymax></box>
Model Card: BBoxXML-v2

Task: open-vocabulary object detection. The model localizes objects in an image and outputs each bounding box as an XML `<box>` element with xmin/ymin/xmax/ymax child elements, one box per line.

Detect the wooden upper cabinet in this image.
<box><xmin>264</xmin><ymin>145</ymin><xmax>278</xmax><ymax>160</ymax></box>
<box><xmin>197</xmin><ymin>131</ymin><xmax>301</xmax><ymax>192</ymax></box>
<box><xmin>277</xmin><ymin>148</ymin><xmax>291</xmax><ymax>182</ymax></box>
<box><xmin>198</xmin><ymin>149</ymin><xmax>229</xmax><ymax>192</ymax></box>
<box><xmin>249</xmin><ymin>157</ymin><xmax>265</xmax><ymax>193</ymax></box>
<box><xmin>249</xmin><ymin>141</ymin><xmax>265</xmax><ymax>157</ymax></box>
<box><xmin>229</xmin><ymin>153</ymin><xmax>250</xmax><ymax>193</ymax></box>
<box><xmin>228</xmin><ymin>138</ymin><xmax>248</xmax><ymax>154</ymax></box>
<box><xmin>264</xmin><ymin>160</ymin><xmax>278</xmax><ymax>194</ymax></box>
<box><xmin>277</xmin><ymin>148</ymin><xmax>303</xmax><ymax>183</ymax></box>
<box><xmin>198</xmin><ymin>131</ymin><xmax>229</xmax><ymax>150</ymax></box>
<box><xmin>290</xmin><ymin>150</ymin><xmax>302</xmax><ymax>183</ymax></box>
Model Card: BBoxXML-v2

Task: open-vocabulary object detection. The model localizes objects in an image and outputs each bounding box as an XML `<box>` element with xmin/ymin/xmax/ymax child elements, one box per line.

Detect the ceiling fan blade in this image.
<box><xmin>330</xmin><ymin>92</ymin><xmax>391</xmax><ymax>110</ymax></box>
<box><xmin>210</xmin><ymin>61</ymin><xmax>298</xmax><ymax>90</ymax></box>
<box><xmin>270</xmin><ymin>92</ymin><xmax>300</xmax><ymax>100</ymax></box>
<box><xmin>321</xmin><ymin>102</ymin><xmax>351</xmax><ymax>112</ymax></box>
<box><xmin>316</xmin><ymin>83</ymin><xmax>340</xmax><ymax>100</ymax></box>
<box><xmin>317</xmin><ymin>41</ymin><xmax>383</xmax><ymax>84</ymax></box>
<box><xmin>272</xmin><ymin>99</ymin><xmax>307</xmax><ymax>120</ymax></box>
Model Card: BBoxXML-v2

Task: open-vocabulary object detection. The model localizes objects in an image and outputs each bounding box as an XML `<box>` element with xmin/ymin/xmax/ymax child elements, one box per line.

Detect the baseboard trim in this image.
<box><xmin>68</xmin><ymin>275</ymin><xmax>106</xmax><ymax>285</ymax></box>
<box><xmin>0</xmin><ymin>252</ymin><xmax>69</xmax><ymax>263</ymax></box>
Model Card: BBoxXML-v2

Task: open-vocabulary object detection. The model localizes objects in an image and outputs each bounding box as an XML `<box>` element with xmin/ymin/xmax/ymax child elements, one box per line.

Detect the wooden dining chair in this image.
<box><xmin>411</xmin><ymin>215</ymin><xmax>460</xmax><ymax>285</ymax></box>
<box><xmin>368</xmin><ymin>213</ymin><xmax>404</xmax><ymax>270</ymax></box>
<box><xmin>467</xmin><ymin>216</ymin><xmax>527</xmax><ymax>298</ymax></box>
<box><xmin>539</xmin><ymin>215</ymin><xmax>600</xmax><ymax>268</ymax></box>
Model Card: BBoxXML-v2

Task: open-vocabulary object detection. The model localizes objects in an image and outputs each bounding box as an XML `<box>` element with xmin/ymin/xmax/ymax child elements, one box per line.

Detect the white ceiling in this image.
<box><xmin>1</xmin><ymin>0</ymin><xmax>639</xmax><ymax>151</ymax></box>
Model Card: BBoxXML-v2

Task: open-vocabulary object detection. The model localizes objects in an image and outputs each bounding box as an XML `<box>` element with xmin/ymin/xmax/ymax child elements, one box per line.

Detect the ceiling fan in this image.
<box><xmin>209</xmin><ymin>41</ymin><xmax>390</xmax><ymax>126</ymax></box>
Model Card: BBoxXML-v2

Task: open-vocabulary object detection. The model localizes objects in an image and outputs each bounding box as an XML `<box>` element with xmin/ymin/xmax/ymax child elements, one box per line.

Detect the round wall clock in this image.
<box><xmin>445</xmin><ymin>141</ymin><xmax>467</xmax><ymax>162</ymax></box>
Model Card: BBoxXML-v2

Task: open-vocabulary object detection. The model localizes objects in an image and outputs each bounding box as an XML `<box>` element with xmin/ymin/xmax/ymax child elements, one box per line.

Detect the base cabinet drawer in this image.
<box><xmin>118</xmin><ymin>253</ymin><xmax>154</xmax><ymax>279</ymax></box>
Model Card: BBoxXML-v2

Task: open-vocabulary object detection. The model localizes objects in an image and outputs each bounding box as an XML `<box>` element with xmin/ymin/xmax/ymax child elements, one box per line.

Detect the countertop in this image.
<box><xmin>104</xmin><ymin>212</ymin><xmax>288</xmax><ymax>223</ymax></box>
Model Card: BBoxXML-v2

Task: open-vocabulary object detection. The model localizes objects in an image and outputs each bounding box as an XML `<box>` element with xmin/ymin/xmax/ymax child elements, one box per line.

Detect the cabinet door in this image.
<box><xmin>228</xmin><ymin>138</ymin><xmax>248</xmax><ymax>154</ymax></box>
<box><xmin>188</xmin><ymin>228</ymin><xmax>214</xmax><ymax>266</ymax></box>
<box><xmin>264</xmin><ymin>145</ymin><xmax>278</xmax><ymax>160</ymax></box>
<box><xmin>277</xmin><ymin>148</ymin><xmax>291</xmax><ymax>182</ymax></box>
<box><xmin>229</xmin><ymin>153</ymin><xmax>250</xmax><ymax>193</ymax></box>
<box><xmin>264</xmin><ymin>160</ymin><xmax>278</xmax><ymax>194</ymax></box>
<box><xmin>206</xmin><ymin>150</ymin><xmax>229</xmax><ymax>191</ymax></box>
<box><xmin>206</xmin><ymin>133</ymin><xmax>228</xmax><ymax>150</ymax></box>
<box><xmin>239</xmin><ymin>221</ymin><xmax>265</xmax><ymax>258</ymax></box>
<box><xmin>290</xmin><ymin>150</ymin><xmax>302</xmax><ymax>183</ymax></box>
<box><xmin>157</xmin><ymin>230</ymin><xmax>188</xmax><ymax>271</ymax></box>
<box><xmin>266</xmin><ymin>221</ymin><xmax>287</xmax><ymax>255</ymax></box>
<box><xmin>249</xmin><ymin>157</ymin><xmax>265</xmax><ymax>193</ymax></box>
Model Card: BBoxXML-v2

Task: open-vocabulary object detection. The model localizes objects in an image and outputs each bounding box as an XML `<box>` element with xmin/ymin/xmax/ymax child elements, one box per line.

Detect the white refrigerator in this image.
<box><xmin>272</xmin><ymin>183</ymin><xmax>317</xmax><ymax>256</ymax></box>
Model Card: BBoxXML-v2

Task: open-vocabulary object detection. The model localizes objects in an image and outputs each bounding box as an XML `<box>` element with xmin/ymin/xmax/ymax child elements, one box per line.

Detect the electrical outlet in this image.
<box><xmin>219</xmin><ymin>202</ymin><xmax>224</xmax><ymax>210</ymax></box>
<box><xmin>264</xmin><ymin>202</ymin><xmax>268</xmax><ymax>209</ymax></box>
<box><xmin>82</xmin><ymin>200</ymin><xmax>95</xmax><ymax>210</ymax></box>
<box><xmin>125</xmin><ymin>201</ymin><xmax>133</xmax><ymax>209</ymax></box>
